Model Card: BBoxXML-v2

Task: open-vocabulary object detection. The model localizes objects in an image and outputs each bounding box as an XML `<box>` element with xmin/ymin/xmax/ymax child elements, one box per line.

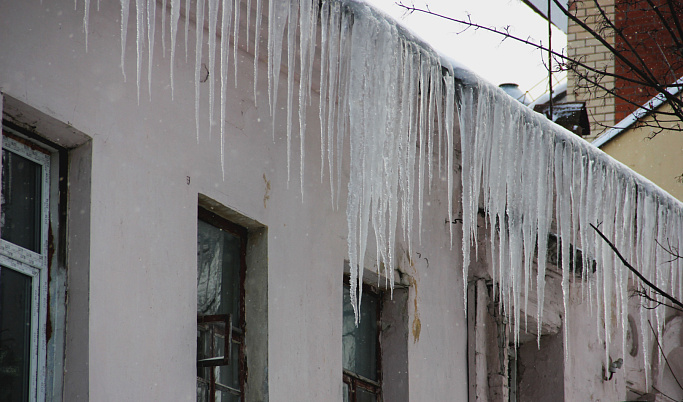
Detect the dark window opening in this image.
<box><xmin>197</xmin><ymin>208</ymin><xmax>247</xmax><ymax>402</ymax></box>
<box><xmin>343</xmin><ymin>283</ymin><xmax>381</xmax><ymax>402</ymax></box>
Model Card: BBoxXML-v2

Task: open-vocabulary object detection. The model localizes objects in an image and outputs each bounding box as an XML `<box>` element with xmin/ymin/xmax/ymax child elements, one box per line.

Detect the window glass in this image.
<box><xmin>0</xmin><ymin>131</ymin><xmax>52</xmax><ymax>402</ymax></box>
<box><xmin>342</xmin><ymin>285</ymin><xmax>378</xmax><ymax>381</ymax></box>
<box><xmin>1</xmin><ymin>148</ymin><xmax>42</xmax><ymax>253</ymax></box>
<box><xmin>197</xmin><ymin>211</ymin><xmax>246</xmax><ymax>402</ymax></box>
<box><xmin>0</xmin><ymin>266</ymin><xmax>32</xmax><ymax>402</ymax></box>
<box><xmin>357</xmin><ymin>387</ymin><xmax>378</xmax><ymax>402</ymax></box>
<box><xmin>197</xmin><ymin>220</ymin><xmax>241</xmax><ymax>318</ymax></box>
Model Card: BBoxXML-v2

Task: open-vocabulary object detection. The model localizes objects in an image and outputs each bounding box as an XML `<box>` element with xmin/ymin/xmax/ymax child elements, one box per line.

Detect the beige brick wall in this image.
<box><xmin>566</xmin><ymin>0</ymin><xmax>615</xmax><ymax>141</ymax></box>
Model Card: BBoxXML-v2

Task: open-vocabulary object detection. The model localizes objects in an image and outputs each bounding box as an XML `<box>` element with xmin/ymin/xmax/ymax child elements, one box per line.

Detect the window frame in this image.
<box><xmin>196</xmin><ymin>207</ymin><xmax>248</xmax><ymax>402</ymax></box>
<box><xmin>342</xmin><ymin>280</ymin><xmax>383</xmax><ymax>402</ymax></box>
<box><xmin>0</xmin><ymin>128</ymin><xmax>52</xmax><ymax>402</ymax></box>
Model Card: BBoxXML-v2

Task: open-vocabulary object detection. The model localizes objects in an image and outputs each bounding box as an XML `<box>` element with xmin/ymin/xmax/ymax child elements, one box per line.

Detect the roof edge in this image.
<box><xmin>592</xmin><ymin>76</ymin><xmax>683</xmax><ymax>148</ymax></box>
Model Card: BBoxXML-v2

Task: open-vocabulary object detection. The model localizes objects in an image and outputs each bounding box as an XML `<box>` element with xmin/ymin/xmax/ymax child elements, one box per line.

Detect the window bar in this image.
<box><xmin>197</xmin><ymin>313</ymin><xmax>232</xmax><ymax>367</ymax></box>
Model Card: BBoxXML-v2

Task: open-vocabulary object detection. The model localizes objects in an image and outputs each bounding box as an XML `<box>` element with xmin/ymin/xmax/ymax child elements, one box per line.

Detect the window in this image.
<box><xmin>342</xmin><ymin>283</ymin><xmax>381</xmax><ymax>402</ymax></box>
<box><xmin>196</xmin><ymin>207</ymin><xmax>247</xmax><ymax>402</ymax></box>
<box><xmin>0</xmin><ymin>130</ymin><xmax>51</xmax><ymax>401</ymax></box>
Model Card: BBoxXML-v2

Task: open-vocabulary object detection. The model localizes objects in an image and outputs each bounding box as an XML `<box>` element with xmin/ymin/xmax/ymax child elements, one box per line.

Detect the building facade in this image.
<box><xmin>1</xmin><ymin>1</ymin><xmax>682</xmax><ymax>401</ymax></box>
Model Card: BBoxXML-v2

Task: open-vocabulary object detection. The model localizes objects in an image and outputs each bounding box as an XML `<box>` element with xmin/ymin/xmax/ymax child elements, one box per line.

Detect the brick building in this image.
<box><xmin>567</xmin><ymin>0</ymin><xmax>683</xmax><ymax>200</ymax></box>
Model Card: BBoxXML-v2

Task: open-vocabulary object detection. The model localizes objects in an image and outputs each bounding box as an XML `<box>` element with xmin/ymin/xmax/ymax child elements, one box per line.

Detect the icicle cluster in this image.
<box><xmin>457</xmin><ymin>73</ymin><xmax>683</xmax><ymax>373</ymax></box>
<box><xmin>76</xmin><ymin>0</ymin><xmax>683</xmax><ymax>367</ymax></box>
<box><xmin>316</xmin><ymin>2</ymin><xmax>456</xmax><ymax>321</ymax></box>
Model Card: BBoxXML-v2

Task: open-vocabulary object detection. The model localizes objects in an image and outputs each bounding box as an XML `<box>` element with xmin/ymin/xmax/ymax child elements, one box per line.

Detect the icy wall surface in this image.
<box><xmin>70</xmin><ymin>0</ymin><xmax>683</xmax><ymax>372</ymax></box>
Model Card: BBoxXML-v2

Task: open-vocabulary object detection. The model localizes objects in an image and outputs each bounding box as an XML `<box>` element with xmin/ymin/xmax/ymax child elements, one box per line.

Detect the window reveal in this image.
<box><xmin>196</xmin><ymin>208</ymin><xmax>247</xmax><ymax>402</ymax></box>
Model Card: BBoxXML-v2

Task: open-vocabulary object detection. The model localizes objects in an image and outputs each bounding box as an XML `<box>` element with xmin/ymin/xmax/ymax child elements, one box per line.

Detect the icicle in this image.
<box><xmin>600</xmin><ymin>170</ymin><xmax>616</xmax><ymax>367</ymax></box>
<box><xmin>298</xmin><ymin>0</ymin><xmax>314</xmax><ymax>198</ymax></box>
<box><xmin>559</xmin><ymin>141</ymin><xmax>574</xmax><ymax>362</ymax></box>
<box><xmin>335</xmin><ymin>9</ymin><xmax>352</xmax><ymax>210</ymax></box>
<box><xmin>194</xmin><ymin>0</ymin><xmax>205</xmax><ymax>141</ymax></box>
<box><xmin>161</xmin><ymin>0</ymin><xmax>167</xmax><ymax>57</ymax></box>
<box><xmin>267</xmin><ymin>0</ymin><xmax>288</xmax><ymax>138</ymax></box>
<box><xmin>521</xmin><ymin>115</ymin><xmax>539</xmax><ymax>332</ymax></box>
<box><xmin>306</xmin><ymin>3</ymin><xmax>318</xmax><ymax>105</ymax></box>
<box><xmin>536</xmin><ymin>129</ymin><xmax>553</xmax><ymax>344</ymax></box>
<box><xmin>458</xmin><ymin>82</ymin><xmax>474</xmax><ymax>309</ymax></box>
<box><xmin>135</xmin><ymin>0</ymin><xmax>145</xmax><ymax>104</ymax></box>
<box><xmin>404</xmin><ymin>44</ymin><xmax>418</xmax><ymax>256</ymax></box>
<box><xmin>444</xmin><ymin>74</ymin><xmax>455</xmax><ymax>291</ymax></box>
<box><xmin>654</xmin><ymin>202</ymin><xmax>667</xmax><ymax>386</ymax></box>
<box><xmin>246</xmin><ymin>0</ymin><xmax>251</xmax><ymax>52</ymax></box>
<box><xmin>285</xmin><ymin>0</ymin><xmax>299</xmax><ymax>185</ymax></box>
<box><xmin>233</xmin><ymin>0</ymin><xmax>241</xmax><ymax>85</ymax></box>
<box><xmin>146</xmin><ymin>0</ymin><xmax>156</xmax><ymax>101</ymax></box>
<box><xmin>346</xmin><ymin>10</ymin><xmax>366</xmax><ymax>322</ymax></box>
<box><xmin>252</xmin><ymin>0</ymin><xmax>262</xmax><ymax>105</ymax></box>
<box><xmin>619</xmin><ymin>178</ymin><xmax>634</xmax><ymax>363</ymax></box>
<box><xmin>427</xmin><ymin>63</ymin><xmax>436</xmax><ymax>189</ymax></box>
<box><xmin>83</xmin><ymin>0</ymin><xmax>90</xmax><ymax>52</ymax></box>
<box><xmin>326</xmin><ymin>1</ymin><xmax>342</xmax><ymax>205</ymax></box>
<box><xmin>220</xmin><ymin>0</ymin><xmax>232</xmax><ymax>178</ymax></box>
<box><xmin>207</xmin><ymin>0</ymin><xmax>220</xmax><ymax>138</ymax></box>
<box><xmin>184</xmin><ymin>0</ymin><xmax>190</xmax><ymax>61</ymax></box>
<box><xmin>417</xmin><ymin>55</ymin><xmax>427</xmax><ymax>243</ymax></box>
<box><xmin>120</xmin><ymin>0</ymin><xmax>131</xmax><ymax>81</ymax></box>
<box><xmin>319</xmin><ymin>0</ymin><xmax>330</xmax><ymax>183</ymax></box>
<box><xmin>169</xmin><ymin>0</ymin><xmax>180</xmax><ymax>99</ymax></box>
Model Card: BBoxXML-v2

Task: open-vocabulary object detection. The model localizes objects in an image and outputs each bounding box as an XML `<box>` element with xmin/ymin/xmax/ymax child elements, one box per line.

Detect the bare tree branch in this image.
<box><xmin>591</xmin><ymin>223</ymin><xmax>683</xmax><ymax>310</ymax></box>
<box><xmin>648</xmin><ymin>320</ymin><xmax>683</xmax><ymax>392</ymax></box>
<box><xmin>396</xmin><ymin>1</ymin><xmax>683</xmax><ymax>133</ymax></box>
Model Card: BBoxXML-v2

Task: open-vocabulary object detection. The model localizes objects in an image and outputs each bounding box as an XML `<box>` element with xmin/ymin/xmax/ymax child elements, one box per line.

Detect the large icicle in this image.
<box><xmin>84</xmin><ymin>0</ymin><xmax>90</xmax><ymax>51</ymax></box>
<box><xmin>120</xmin><ymin>0</ymin><xmax>131</xmax><ymax>81</ymax></box>
<box><xmin>184</xmin><ymin>0</ymin><xmax>191</xmax><ymax>61</ymax></box>
<box><xmin>135</xmin><ymin>0</ymin><xmax>145</xmax><ymax>104</ymax></box>
<box><xmin>194</xmin><ymin>0</ymin><xmax>205</xmax><ymax>141</ymax></box>
<box><xmin>207</xmin><ymin>0</ymin><xmax>220</xmax><ymax>138</ymax></box>
<box><xmin>319</xmin><ymin>0</ymin><xmax>330</xmax><ymax>183</ymax></box>
<box><xmin>220</xmin><ymin>0</ymin><xmax>233</xmax><ymax>177</ymax></box>
<box><xmin>267</xmin><ymin>0</ymin><xmax>288</xmax><ymax>139</ymax></box>
<box><xmin>232</xmin><ymin>0</ymin><xmax>240</xmax><ymax>84</ymax></box>
<box><xmin>285</xmin><ymin>0</ymin><xmax>298</xmax><ymax>184</ymax></box>
<box><xmin>146</xmin><ymin>0</ymin><xmax>156</xmax><ymax>101</ymax></box>
<box><xmin>161</xmin><ymin>0</ymin><xmax>167</xmax><ymax>57</ymax></box>
<box><xmin>298</xmin><ymin>0</ymin><xmax>313</xmax><ymax>197</ymax></box>
<box><xmin>169</xmin><ymin>0</ymin><xmax>180</xmax><ymax>98</ymax></box>
<box><xmin>253</xmin><ymin>0</ymin><xmax>262</xmax><ymax>104</ymax></box>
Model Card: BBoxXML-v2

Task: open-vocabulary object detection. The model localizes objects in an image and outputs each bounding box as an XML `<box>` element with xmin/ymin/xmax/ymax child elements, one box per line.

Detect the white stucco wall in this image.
<box><xmin>0</xmin><ymin>1</ymin><xmax>468</xmax><ymax>400</ymax></box>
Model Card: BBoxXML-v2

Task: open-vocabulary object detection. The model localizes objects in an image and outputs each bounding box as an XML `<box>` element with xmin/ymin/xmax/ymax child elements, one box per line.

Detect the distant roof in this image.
<box><xmin>528</xmin><ymin>81</ymin><xmax>568</xmax><ymax>109</ymax></box>
<box><xmin>591</xmin><ymin>76</ymin><xmax>683</xmax><ymax>147</ymax></box>
<box><xmin>521</xmin><ymin>0</ymin><xmax>568</xmax><ymax>33</ymax></box>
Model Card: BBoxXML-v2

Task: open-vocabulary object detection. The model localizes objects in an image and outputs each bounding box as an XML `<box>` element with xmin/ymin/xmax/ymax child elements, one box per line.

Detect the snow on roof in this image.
<box><xmin>592</xmin><ymin>76</ymin><xmax>683</xmax><ymax>148</ymax></box>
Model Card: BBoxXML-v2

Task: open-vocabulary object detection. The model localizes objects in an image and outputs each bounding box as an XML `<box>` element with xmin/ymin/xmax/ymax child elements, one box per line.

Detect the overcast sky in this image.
<box><xmin>365</xmin><ymin>0</ymin><xmax>567</xmax><ymax>100</ymax></box>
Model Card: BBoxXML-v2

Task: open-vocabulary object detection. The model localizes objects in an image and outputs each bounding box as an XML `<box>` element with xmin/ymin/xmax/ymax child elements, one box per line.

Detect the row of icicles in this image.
<box><xmin>72</xmin><ymin>0</ymin><xmax>683</xmax><ymax>387</ymax></box>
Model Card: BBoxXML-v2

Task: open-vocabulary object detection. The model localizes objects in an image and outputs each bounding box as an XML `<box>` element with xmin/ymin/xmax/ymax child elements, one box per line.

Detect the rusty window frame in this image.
<box><xmin>197</xmin><ymin>207</ymin><xmax>247</xmax><ymax>402</ymax></box>
<box><xmin>342</xmin><ymin>280</ymin><xmax>382</xmax><ymax>402</ymax></box>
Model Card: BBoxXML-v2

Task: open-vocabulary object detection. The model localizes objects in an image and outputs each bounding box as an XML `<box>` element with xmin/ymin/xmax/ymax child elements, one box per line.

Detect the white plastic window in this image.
<box><xmin>0</xmin><ymin>131</ymin><xmax>51</xmax><ymax>402</ymax></box>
